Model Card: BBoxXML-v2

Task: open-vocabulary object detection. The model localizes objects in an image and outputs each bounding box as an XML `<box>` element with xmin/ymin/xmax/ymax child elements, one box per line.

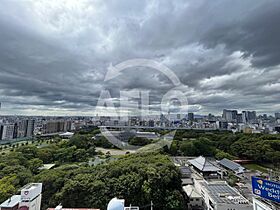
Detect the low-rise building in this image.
<box><xmin>0</xmin><ymin>183</ymin><xmax>42</xmax><ymax>210</ymax></box>
<box><xmin>180</xmin><ymin>166</ymin><xmax>192</xmax><ymax>178</ymax></box>
<box><xmin>135</xmin><ymin>131</ymin><xmax>159</xmax><ymax>139</ymax></box>
<box><xmin>252</xmin><ymin>197</ymin><xmax>280</xmax><ymax>210</ymax></box>
<box><xmin>218</xmin><ymin>158</ymin><xmax>245</xmax><ymax>174</ymax></box>
<box><xmin>183</xmin><ymin>185</ymin><xmax>203</xmax><ymax>210</ymax></box>
<box><xmin>0</xmin><ymin>195</ymin><xmax>21</xmax><ymax>210</ymax></box>
<box><xmin>95</xmin><ymin>130</ymin><xmax>135</xmax><ymax>142</ymax></box>
<box><xmin>180</xmin><ymin>165</ymin><xmax>193</xmax><ymax>186</ymax></box>
<box><xmin>188</xmin><ymin>156</ymin><xmax>221</xmax><ymax>178</ymax></box>
<box><xmin>194</xmin><ymin>180</ymin><xmax>252</xmax><ymax>210</ymax></box>
<box><xmin>59</xmin><ymin>132</ymin><xmax>74</xmax><ymax>138</ymax></box>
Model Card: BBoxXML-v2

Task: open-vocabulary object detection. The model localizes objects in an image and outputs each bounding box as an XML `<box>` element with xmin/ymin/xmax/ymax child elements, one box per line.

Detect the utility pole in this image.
<box><xmin>150</xmin><ymin>201</ymin><xmax>153</xmax><ymax>210</ymax></box>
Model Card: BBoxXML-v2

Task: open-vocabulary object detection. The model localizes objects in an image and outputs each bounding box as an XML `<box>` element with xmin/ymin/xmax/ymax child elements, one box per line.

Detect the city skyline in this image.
<box><xmin>1</xmin><ymin>0</ymin><xmax>280</xmax><ymax>116</ymax></box>
<box><xmin>0</xmin><ymin>105</ymin><xmax>279</xmax><ymax>117</ymax></box>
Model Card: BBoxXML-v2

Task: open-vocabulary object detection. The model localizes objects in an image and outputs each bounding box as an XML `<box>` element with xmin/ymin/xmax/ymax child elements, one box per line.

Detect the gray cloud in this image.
<box><xmin>0</xmin><ymin>0</ymin><xmax>279</xmax><ymax>115</ymax></box>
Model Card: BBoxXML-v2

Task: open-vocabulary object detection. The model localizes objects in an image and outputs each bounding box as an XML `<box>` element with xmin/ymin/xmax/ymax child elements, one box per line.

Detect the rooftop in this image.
<box><xmin>179</xmin><ymin>166</ymin><xmax>192</xmax><ymax>175</ymax></box>
<box><xmin>183</xmin><ymin>185</ymin><xmax>201</xmax><ymax>198</ymax></box>
<box><xmin>201</xmin><ymin>181</ymin><xmax>249</xmax><ymax>205</ymax></box>
<box><xmin>59</xmin><ymin>132</ymin><xmax>74</xmax><ymax>137</ymax></box>
<box><xmin>219</xmin><ymin>158</ymin><xmax>244</xmax><ymax>171</ymax></box>
<box><xmin>39</xmin><ymin>164</ymin><xmax>56</xmax><ymax>170</ymax></box>
<box><xmin>136</xmin><ymin>131</ymin><xmax>157</xmax><ymax>135</ymax></box>
<box><xmin>188</xmin><ymin>156</ymin><xmax>220</xmax><ymax>172</ymax></box>
<box><xmin>181</xmin><ymin>178</ymin><xmax>193</xmax><ymax>185</ymax></box>
<box><xmin>253</xmin><ymin>197</ymin><xmax>280</xmax><ymax>209</ymax></box>
<box><xmin>0</xmin><ymin>195</ymin><xmax>21</xmax><ymax>208</ymax></box>
<box><xmin>21</xmin><ymin>183</ymin><xmax>42</xmax><ymax>191</ymax></box>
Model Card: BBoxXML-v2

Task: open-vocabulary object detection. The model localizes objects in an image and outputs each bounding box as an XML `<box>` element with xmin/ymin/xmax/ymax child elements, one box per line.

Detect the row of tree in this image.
<box><xmin>170</xmin><ymin>130</ymin><xmax>280</xmax><ymax>165</ymax></box>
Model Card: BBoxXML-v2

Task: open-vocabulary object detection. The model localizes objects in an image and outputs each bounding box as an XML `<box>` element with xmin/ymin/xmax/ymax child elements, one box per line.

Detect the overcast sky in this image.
<box><xmin>0</xmin><ymin>0</ymin><xmax>280</xmax><ymax>116</ymax></box>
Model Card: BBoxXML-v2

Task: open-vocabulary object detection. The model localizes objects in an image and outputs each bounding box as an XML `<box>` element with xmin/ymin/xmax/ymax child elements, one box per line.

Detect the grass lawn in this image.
<box><xmin>243</xmin><ymin>163</ymin><xmax>269</xmax><ymax>173</ymax></box>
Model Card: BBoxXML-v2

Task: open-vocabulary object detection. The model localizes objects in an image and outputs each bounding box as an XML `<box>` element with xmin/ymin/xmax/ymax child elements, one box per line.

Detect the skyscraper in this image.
<box><xmin>242</xmin><ymin>111</ymin><xmax>257</xmax><ymax>123</ymax></box>
<box><xmin>26</xmin><ymin>120</ymin><xmax>35</xmax><ymax>137</ymax></box>
<box><xmin>236</xmin><ymin>113</ymin><xmax>243</xmax><ymax>123</ymax></box>
<box><xmin>15</xmin><ymin>120</ymin><xmax>35</xmax><ymax>138</ymax></box>
<box><xmin>222</xmin><ymin>109</ymin><xmax>238</xmax><ymax>122</ymax></box>
<box><xmin>0</xmin><ymin>124</ymin><xmax>15</xmax><ymax>140</ymax></box>
<box><xmin>188</xmin><ymin>113</ymin><xmax>194</xmax><ymax>121</ymax></box>
<box><xmin>42</xmin><ymin>120</ymin><xmax>72</xmax><ymax>134</ymax></box>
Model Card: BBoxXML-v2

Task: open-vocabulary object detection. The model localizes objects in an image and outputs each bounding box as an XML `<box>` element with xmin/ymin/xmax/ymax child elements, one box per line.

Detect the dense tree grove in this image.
<box><xmin>128</xmin><ymin>136</ymin><xmax>153</xmax><ymax>146</ymax></box>
<box><xmin>172</xmin><ymin>130</ymin><xmax>280</xmax><ymax>166</ymax></box>
<box><xmin>0</xmin><ymin>131</ymin><xmax>185</xmax><ymax>209</ymax></box>
<box><xmin>35</xmin><ymin>152</ymin><xmax>185</xmax><ymax>210</ymax></box>
<box><xmin>0</xmin><ymin>134</ymin><xmax>96</xmax><ymax>204</ymax></box>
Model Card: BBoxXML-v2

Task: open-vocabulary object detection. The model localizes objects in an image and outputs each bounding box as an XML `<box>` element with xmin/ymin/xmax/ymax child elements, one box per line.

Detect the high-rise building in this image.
<box><xmin>0</xmin><ymin>124</ymin><xmax>15</xmax><ymax>140</ymax></box>
<box><xmin>13</xmin><ymin>122</ymin><xmax>18</xmax><ymax>139</ymax></box>
<box><xmin>148</xmin><ymin>120</ymin><xmax>154</xmax><ymax>127</ymax></box>
<box><xmin>217</xmin><ymin>120</ymin><xmax>228</xmax><ymax>130</ymax></box>
<box><xmin>13</xmin><ymin>120</ymin><xmax>35</xmax><ymax>139</ymax></box>
<box><xmin>42</xmin><ymin>120</ymin><xmax>72</xmax><ymax>134</ymax></box>
<box><xmin>236</xmin><ymin>113</ymin><xmax>243</xmax><ymax>123</ymax></box>
<box><xmin>63</xmin><ymin>121</ymin><xmax>72</xmax><ymax>132</ymax></box>
<box><xmin>222</xmin><ymin>109</ymin><xmax>238</xmax><ymax>122</ymax></box>
<box><xmin>242</xmin><ymin>111</ymin><xmax>257</xmax><ymax>123</ymax></box>
<box><xmin>17</xmin><ymin>120</ymin><xmax>28</xmax><ymax>138</ymax></box>
<box><xmin>26</xmin><ymin>120</ymin><xmax>35</xmax><ymax>137</ymax></box>
<box><xmin>275</xmin><ymin>112</ymin><xmax>280</xmax><ymax>120</ymax></box>
<box><xmin>188</xmin><ymin>113</ymin><xmax>194</xmax><ymax>121</ymax></box>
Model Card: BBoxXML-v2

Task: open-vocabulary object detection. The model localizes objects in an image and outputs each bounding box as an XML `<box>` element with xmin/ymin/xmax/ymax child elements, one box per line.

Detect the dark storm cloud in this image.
<box><xmin>0</xmin><ymin>0</ymin><xmax>279</xmax><ymax>115</ymax></box>
<box><xmin>200</xmin><ymin>0</ymin><xmax>280</xmax><ymax>68</ymax></box>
